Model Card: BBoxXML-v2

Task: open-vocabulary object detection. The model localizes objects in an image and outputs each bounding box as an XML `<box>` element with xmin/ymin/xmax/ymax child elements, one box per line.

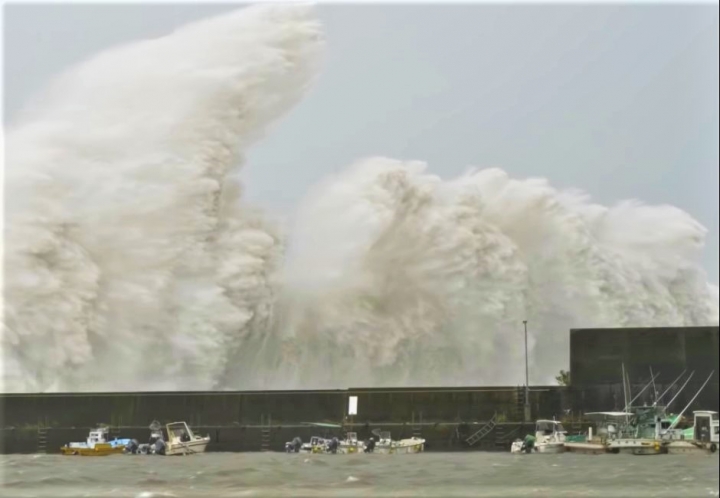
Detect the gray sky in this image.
<box><xmin>4</xmin><ymin>3</ymin><xmax>719</xmax><ymax>284</ymax></box>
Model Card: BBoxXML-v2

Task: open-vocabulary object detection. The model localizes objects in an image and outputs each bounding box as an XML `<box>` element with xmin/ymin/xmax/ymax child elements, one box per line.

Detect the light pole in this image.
<box><xmin>523</xmin><ymin>320</ymin><xmax>530</xmax><ymax>422</ymax></box>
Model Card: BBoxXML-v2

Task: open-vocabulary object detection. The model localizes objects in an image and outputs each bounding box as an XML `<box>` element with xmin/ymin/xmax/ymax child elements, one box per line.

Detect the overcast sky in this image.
<box><xmin>4</xmin><ymin>3</ymin><xmax>719</xmax><ymax>284</ymax></box>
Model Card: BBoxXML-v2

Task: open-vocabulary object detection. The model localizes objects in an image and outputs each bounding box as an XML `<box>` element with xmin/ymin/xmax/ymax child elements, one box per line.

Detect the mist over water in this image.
<box><xmin>2</xmin><ymin>5</ymin><xmax>718</xmax><ymax>393</ymax></box>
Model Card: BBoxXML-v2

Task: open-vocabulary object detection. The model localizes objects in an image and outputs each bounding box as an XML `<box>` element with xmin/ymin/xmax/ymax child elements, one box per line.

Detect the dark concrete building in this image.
<box><xmin>568</xmin><ymin>326</ymin><xmax>719</xmax><ymax>412</ymax></box>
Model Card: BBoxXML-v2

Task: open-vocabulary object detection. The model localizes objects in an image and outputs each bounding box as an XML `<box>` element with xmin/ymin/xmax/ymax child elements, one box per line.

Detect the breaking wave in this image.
<box><xmin>2</xmin><ymin>5</ymin><xmax>718</xmax><ymax>392</ymax></box>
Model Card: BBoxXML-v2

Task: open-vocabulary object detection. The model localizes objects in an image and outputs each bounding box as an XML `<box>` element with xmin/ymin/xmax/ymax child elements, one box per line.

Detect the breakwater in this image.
<box><xmin>1</xmin><ymin>386</ymin><xmax>560</xmax><ymax>428</ymax></box>
<box><xmin>1</xmin><ymin>386</ymin><xmax>572</xmax><ymax>454</ymax></box>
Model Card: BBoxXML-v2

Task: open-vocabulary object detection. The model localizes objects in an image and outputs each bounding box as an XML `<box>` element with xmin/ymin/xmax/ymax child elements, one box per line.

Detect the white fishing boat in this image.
<box><xmin>163</xmin><ymin>422</ymin><xmax>210</xmax><ymax>456</ymax></box>
<box><xmin>296</xmin><ymin>436</ymin><xmax>328</xmax><ymax>453</ymax></box>
<box><xmin>338</xmin><ymin>432</ymin><xmax>363</xmax><ymax>454</ymax></box>
<box><xmin>511</xmin><ymin>420</ymin><xmax>566</xmax><ymax>454</ymax></box>
<box><xmin>564</xmin><ymin>412</ymin><xmax>629</xmax><ymax>454</ymax></box>
<box><xmin>374</xmin><ymin>431</ymin><xmax>425</xmax><ymax>454</ymax></box>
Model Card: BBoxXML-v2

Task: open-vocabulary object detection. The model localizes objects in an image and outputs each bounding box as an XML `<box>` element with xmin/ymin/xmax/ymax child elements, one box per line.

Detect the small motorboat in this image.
<box><xmin>373</xmin><ymin>431</ymin><xmax>425</xmax><ymax>454</ymax></box>
<box><xmin>163</xmin><ymin>421</ymin><xmax>210</xmax><ymax>456</ymax></box>
<box><xmin>338</xmin><ymin>432</ymin><xmax>363</xmax><ymax>454</ymax></box>
<box><xmin>511</xmin><ymin>420</ymin><xmax>566</xmax><ymax>454</ymax></box>
<box><xmin>60</xmin><ymin>427</ymin><xmax>131</xmax><ymax>456</ymax></box>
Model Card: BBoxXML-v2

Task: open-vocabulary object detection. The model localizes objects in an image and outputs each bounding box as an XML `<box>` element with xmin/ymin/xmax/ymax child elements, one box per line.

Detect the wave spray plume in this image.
<box><xmin>2</xmin><ymin>5</ymin><xmax>717</xmax><ymax>392</ymax></box>
<box><xmin>2</xmin><ymin>4</ymin><xmax>323</xmax><ymax>392</ymax></box>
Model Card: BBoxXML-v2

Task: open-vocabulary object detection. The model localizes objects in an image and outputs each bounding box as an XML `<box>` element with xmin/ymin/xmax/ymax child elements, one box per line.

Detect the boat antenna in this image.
<box><xmin>623</xmin><ymin>370</ymin><xmax>661</xmax><ymax>411</ymax></box>
<box><xmin>664</xmin><ymin>370</ymin><xmax>715</xmax><ymax>435</ymax></box>
<box><xmin>649</xmin><ymin>366</ymin><xmax>658</xmax><ymax>403</ymax></box>
<box><xmin>653</xmin><ymin>369</ymin><xmax>688</xmax><ymax>407</ymax></box>
<box><xmin>665</xmin><ymin>371</ymin><xmax>696</xmax><ymax>411</ymax></box>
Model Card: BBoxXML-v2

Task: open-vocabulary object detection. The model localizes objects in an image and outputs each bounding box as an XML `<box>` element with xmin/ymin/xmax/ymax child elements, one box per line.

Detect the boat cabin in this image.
<box><xmin>534</xmin><ymin>420</ymin><xmax>566</xmax><ymax>442</ymax></box>
<box><xmin>67</xmin><ymin>427</ymin><xmax>111</xmax><ymax>449</ymax></box>
<box><xmin>693</xmin><ymin>411</ymin><xmax>719</xmax><ymax>443</ymax></box>
<box><xmin>166</xmin><ymin>422</ymin><xmax>195</xmax><ymax>444</ymax></box>
<box><xmin>535</xmin><ymin>420</ymin><xmax>566</xmax><ymax>436</ymax></box>
<box><xmin>585</xmin><ymin>412</ymin><xmax>634</xmax><ymax>441</ymax></box>
<box><xmin>630</xmin><ymin>406</ymin><xmax>669</xmax><ymax>439</ymax></box>
<box><xmin>309</xmin><ymin>436</ymin><xmax>327</xmax><ymax>447</ymax></box>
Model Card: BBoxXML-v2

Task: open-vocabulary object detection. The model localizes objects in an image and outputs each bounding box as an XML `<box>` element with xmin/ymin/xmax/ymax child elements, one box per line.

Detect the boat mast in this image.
<box><xmin>649</xmin><ymin>366</ymin><xmax>658</xmax><ymax>403</ymax></box>
<box><xmin>621</xmin><ymin>363</ymin><xmax>630</xmax><ymax>425</ymax></box>
<box><xmin>665</xmin><ymin>371</ymin><xmax>696</xmax><ymax>411</ymax></box>
<box><xmin>654</xmin><ymin>369</ymin><xmax>688</xmax><ymax>407</ymax></box>
<box><xmin>623</xmin><ymin>370</ymin><xmax>661</xmax><ymax>411</ymax></box>
<box><xmin>665</xmin><ymin>371</ymin><xmax>715</xmax><ymax>435</ymax></box>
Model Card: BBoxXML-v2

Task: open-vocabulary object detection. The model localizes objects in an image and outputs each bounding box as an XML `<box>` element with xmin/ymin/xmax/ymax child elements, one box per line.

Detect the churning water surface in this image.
<box><xmin>1</xmin><ymin>452</ymin><xmax>718</xmax><ymax>497</ymax></box>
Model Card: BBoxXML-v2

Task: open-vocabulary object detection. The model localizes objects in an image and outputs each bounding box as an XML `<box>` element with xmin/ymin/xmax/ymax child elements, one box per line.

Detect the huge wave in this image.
<box><xmin>2</xmin><ymin>5</ymin><xmax>718</xmax><ymax>393</ymax></box>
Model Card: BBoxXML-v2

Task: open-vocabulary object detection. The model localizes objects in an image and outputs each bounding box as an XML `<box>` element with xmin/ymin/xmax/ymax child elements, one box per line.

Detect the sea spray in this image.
<box><xmin>2</xmin><ymin>4</ymin><xmax>323</xmax><ymax>392</ymax></box>
<box><xmin>2</xmin><ymin>5</ymin><xmax>717</xmax><ymax>392</ymax></box>
<box><xmin>274</xmin><ymin>159</ymin><xmax>718</xmax><ymax>388</ymax></box>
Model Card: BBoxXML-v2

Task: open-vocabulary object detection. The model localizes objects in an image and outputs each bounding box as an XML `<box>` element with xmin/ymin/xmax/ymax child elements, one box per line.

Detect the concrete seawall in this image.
<box><xmin>2</xmin><ymin>386</ymin><xmax>561</xmax><ymax>428</ymax></box>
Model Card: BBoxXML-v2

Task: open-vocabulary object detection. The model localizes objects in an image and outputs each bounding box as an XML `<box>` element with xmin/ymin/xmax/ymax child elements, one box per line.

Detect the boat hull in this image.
<box><xmin>563</xmin><ymin>442</ymin><xmax>608</xmax><ymax>455</ymax></box>
<box><xmin>511</xmin><ymin>441</ymin><xmax>565</xmax><ymax>454</ymax></box>
<box><xmin>665</xmin><ymin>441</ymin><xmax>717</xmax><ymax>455</ymax></box>
<box><xmin>165</xmin><ymin>438</ymin><xmax>210</xmax><ymax>456</ymax></box>
<box><xmin>606</xmin><ymin>439</ymin><xmax>663</xmax><ymax>455</ymax></box>
<box><xmin>375</xmin><ymin>439</ymin><xmax>425</xmax><ymax>454</ymax></box>
<box><xmin>61</xmin><ymin>444</ymin><xmax>125</xmax><ymax>456</ymax></box>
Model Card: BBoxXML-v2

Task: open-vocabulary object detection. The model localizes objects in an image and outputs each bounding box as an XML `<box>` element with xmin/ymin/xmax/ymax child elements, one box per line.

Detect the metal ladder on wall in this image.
<box><xmin>37</xmin><ymin>427</ymin><xmax>47</xmax><ymax>454</ymax></box>
<box><xmin>494</xmin><ymin>424</ymin><xmax>521</xmax><ymax>449</ymax></box>
<box><xmin>493</xmin><ymin>424</ymin><xmax>505</xmax><ymax>448</ymax></box>
<box><xmin>260</xmin><ymin>428</ymin><xmax>271</xmax><ymax>451</ymax></box>
<box><xmin>465</xmin><ymin>413</ymin><xmax>497</xmax><ymax>447</ymax></box>
<box><xmin>260</xmin><ymin>414</ymin><xmax>272</xmax><ymax>452</ymax></box>
<box><xmin>515</xmin><ymin>388</ymin><xmax>526</xmax><ymax>420</ymax></box>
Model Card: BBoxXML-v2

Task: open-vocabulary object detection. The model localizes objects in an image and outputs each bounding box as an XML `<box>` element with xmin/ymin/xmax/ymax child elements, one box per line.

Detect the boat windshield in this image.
<box><xmin>167</xmin><ymin>423</ymin><xmax>191</xmax><ymax>440</ymax></box>
<box><xmin>536</xmin><ymin>421</ymin><xmax>564</xmax><ymax>435</ymax></box>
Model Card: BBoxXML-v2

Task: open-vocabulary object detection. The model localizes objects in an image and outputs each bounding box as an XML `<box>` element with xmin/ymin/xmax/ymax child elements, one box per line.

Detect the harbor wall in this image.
<box><xmin>0</xmin><ymin>386</ymin><xmax>565</xmax><ymax>428</ymax></box>
<box><xmin>0</xmin><ymin>386</ymin><xmax>576</xmax><ymax>453</ymax></box>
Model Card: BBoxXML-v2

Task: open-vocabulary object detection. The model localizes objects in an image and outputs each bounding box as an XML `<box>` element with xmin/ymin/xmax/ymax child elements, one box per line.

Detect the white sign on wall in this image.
<box><xmin>348</xmin><ymin>396</ymin><xmax>358</xmax><ymax>416</ymax></box>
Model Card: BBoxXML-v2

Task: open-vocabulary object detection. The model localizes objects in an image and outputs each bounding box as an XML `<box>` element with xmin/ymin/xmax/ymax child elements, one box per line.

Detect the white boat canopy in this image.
<box><xmin>584</xmin><ymin>412</ymin><xmax>632</xmax><ymax>418</ymax></box>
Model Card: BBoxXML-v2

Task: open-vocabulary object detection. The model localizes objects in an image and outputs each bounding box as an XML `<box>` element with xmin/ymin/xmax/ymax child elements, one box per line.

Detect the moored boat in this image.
<box><xmin>511</xmin><ymin>420</ymin><xmax>566</xmax><ymax>454</ymax></box>
<box><xmin>163</xmin><ymin>421</ymin><xmax>210</xmax><ymax>456</ymax></box>
<box><xmin>374</xmin><ymin>432</ymin><xmax>425</xmax><ymax>454</ymax></box>
<box><xmin>60</xmin><ymin>427</ymin><xmax>131</xmax><ymax>456</ymax></box>
<box><xmin>338</xmin><ymin>432</ymin><xmax>363</xmax><ymax>454</ymax></box>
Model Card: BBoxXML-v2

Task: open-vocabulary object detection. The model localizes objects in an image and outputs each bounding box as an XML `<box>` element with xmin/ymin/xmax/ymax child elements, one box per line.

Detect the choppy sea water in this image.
<box><xmin>1</xmin><ymin>452</ymin><xmax>718</xmax><ymax>497</ymax></box>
